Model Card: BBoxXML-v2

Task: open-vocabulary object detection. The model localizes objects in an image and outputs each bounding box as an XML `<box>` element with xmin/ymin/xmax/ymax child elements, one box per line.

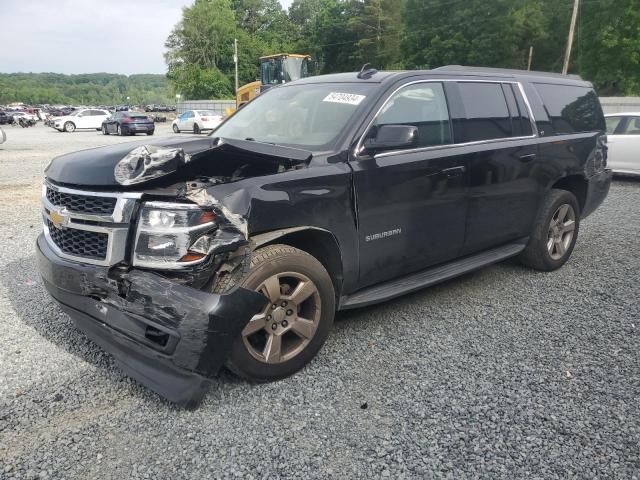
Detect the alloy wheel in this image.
<box><xmin>242</xmin><ymin>272</ymin><xmax>321</xmax><ymax>364</ymax></box>
<box><xmin>547</xmin><ymin>203</ymin><xmax>576</xmax><ymax>260</ymax></box>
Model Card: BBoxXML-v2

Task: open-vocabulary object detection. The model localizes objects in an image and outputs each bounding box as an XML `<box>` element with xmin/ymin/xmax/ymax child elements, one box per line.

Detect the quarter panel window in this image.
<box><xmin>372</xmin><ymin>82</ymin><xmax>452</xmax><ymax>149</ymax></box>
<box><xmin>458</xmin><ymin>82</ymin><xmax>512</xmax><ymax>141</ymax></box>
<box><xmin>533</xmin><ymin>83</ymin><xmax>605</xmax><ymax>134</ymax></box>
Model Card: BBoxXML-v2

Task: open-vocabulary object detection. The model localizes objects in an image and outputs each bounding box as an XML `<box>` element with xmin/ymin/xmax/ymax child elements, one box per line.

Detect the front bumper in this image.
<box><xmin>581</xmin><ymin>169</ymin><xmax>612</xmax><ymax>219</ymax></box>
<box><xmin>36</xmin><ymin>234</ymin><xmax>266</xmax><ymax>407</ymax></box>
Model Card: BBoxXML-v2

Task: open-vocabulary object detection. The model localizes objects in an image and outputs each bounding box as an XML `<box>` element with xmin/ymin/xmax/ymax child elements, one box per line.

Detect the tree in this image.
<box><xmin>578</xmin><ymin>0</ymin><xmax>640</xmax><ymax>95</ymax></box>
<box><xmin>165</xmin><ymin>0</ymin><xmax>237</xmax><ymax>99</ymax></box>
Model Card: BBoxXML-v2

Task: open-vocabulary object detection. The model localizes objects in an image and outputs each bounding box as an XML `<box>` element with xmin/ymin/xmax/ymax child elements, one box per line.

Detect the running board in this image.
<box><xmin>339</xmin><ymin>238</ymin><xmax>528</xmax><ymax>310</ymax></box>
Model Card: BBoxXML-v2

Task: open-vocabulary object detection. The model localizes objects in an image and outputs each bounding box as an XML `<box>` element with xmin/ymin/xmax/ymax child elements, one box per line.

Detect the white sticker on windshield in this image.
<box><xmin>323</xmin><ymin>92</ymin><xmax>366</xmax><ymax>105</ymax></box>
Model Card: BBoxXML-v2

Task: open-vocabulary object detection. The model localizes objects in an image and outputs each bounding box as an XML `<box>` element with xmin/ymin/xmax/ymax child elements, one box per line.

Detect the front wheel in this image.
<box><xmin>172</xmin><ymin>124</ymin><xmax>180</xmax><ymax>133</ymax></box>
<box><xmin>193</xmin><ymin>123</ymin><xmax>201</xmax><ymax>134</ymax></box>
<box><xmin>519</xmin><ymin>189</ymin><xmax>580</xmax><ymax>271</ymax></box>
<box><xmin>63</xmin><ymin>122</ymin><xmax>75</xmax><ymax>133</ymax></box>
<box><xmin>146</xmin><ymin>130</ymin><xmax>154</xmax><ymax>136</ymax></box>
<box><xmin>214</xmin><ymin>244</ymin><xmax>335</xmax><ymax>381</ymax></box>
<box><xmin>101</xmin><ymin>125</ymin><xmax>109</xmax><ymax>135</ymax></box>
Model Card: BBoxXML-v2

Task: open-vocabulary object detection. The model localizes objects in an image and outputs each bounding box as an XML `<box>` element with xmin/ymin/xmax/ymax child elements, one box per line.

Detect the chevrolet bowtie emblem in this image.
<box><xmin>49</xmin><ymin>209</ymin><xmax>67</xmax><ymax>228</ymax></box>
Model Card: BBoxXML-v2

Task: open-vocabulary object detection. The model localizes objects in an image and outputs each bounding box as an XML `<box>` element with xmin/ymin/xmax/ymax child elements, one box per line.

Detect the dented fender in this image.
<box><xmin>36</xmin><ymin>234</ymin><xmax>267</xmax><ymax>407</ymax></box>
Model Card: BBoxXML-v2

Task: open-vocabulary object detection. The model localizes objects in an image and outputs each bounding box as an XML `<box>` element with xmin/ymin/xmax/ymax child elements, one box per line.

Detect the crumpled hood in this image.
<box><xmin>45</xmin><ymin>136</ymin><xmax>216</xmax><ymax>187</ymax></box>
<box><xmin>45</xmin><ymin>136</ymin><xmax>313</xmax><ymax>189</ymax></box>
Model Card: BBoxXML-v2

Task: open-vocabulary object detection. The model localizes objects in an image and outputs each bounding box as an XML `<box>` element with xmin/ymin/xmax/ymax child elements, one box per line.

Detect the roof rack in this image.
<box><xmin>433</xmin><ymin>65</ymin><xmax>583</xmax><ymax>81</ymax></box>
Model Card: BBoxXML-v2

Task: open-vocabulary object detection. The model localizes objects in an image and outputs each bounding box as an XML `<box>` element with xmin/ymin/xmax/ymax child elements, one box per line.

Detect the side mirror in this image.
<box><xmin>364</xmin><ymin>125</ymin><xmax>418</xmax><ymax>152</ymax></box>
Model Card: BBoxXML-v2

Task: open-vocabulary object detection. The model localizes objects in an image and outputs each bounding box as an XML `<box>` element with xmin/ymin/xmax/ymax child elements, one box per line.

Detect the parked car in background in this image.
<box><xmin>101</xmin><ymin>112</ymin><xmax>155</xmax><ymax>136</ymax></box>
<box><xmin>0</xmin><ymin>111</ymin><xmax>12</xmax><ymax>125</ymax></box>
<box><xmin>605</xmin><ymin>113</ymin><xmax>640</xmax><ymax>176</ymax></box>
<box><xmin>172</xmin><ymin>110</ymin><xmax>223</xmax><ymax>134</ymax></box>
<box><xmin>52</xmin><ymin>109</ymin><xmax>110</xmax><ymax>132</ymax></box>
<box><xmin>11</xmin><ymin>111</ymin><xmax>38</xmax><ymax>122</ymax></box>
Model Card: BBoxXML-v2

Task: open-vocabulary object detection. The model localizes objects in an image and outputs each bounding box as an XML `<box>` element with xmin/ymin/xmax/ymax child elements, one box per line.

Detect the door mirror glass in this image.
<box><xmin>364</xmin><ymin>125</ymin><xmax>419</xmax><ymax>152</ymax></box>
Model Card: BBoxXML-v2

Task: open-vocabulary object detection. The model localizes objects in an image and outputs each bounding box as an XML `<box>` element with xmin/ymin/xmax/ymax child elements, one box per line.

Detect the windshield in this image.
<box><xmin>213</xmin><ymin>83</ymin><xmax>373</xmax><ymax>150</ymax></box>
<box><xmin>260</xmin><ymin>57</ymin><xmax>310</xmax><ymax>85</ymax></box>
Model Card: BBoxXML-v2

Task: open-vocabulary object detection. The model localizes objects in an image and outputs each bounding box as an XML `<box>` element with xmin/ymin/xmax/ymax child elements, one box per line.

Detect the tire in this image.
<box><xmin>117</xmin><ymin>125</ymin><xmax>123</xmax><ymax>136</ymax></box>
<box><xmin>193</xmin><ymin>123</ymin><xmax>201</xmax><ymax>134</ymax></box>
<box><xmin>101</xmin><ymin>125</ymin><xmax>109</xmax><ymax>135</ymax></box>
<box><xmin>518</xmin><ymin>189</ymin><xmax>580</xmax><ymax>271</ymax></box>
<box><xmin>172</xmin><ymin>124</ymin><xmax>180</xmax><ymax>133</ymax></box>
<box><xmin>214</xmin><ymin>244</ymin><xmax>335</xmax><ymax>382</ymax></box>
<box><xmin>63</xmin><ymin>122</ymin><xmax>75</xmax><ymax>133</ymax></box>
<box><xmin>146</xmin><ymin>130</ymin><xmax>154</xmax><ymax>136</ymax></box>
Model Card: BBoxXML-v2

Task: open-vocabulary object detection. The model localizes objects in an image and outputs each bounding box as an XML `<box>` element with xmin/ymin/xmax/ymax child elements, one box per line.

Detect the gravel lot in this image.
<box><xmin>0</xmin><ymin>124</ymin><xmax>639</xmax><ymax>479</ymax></box>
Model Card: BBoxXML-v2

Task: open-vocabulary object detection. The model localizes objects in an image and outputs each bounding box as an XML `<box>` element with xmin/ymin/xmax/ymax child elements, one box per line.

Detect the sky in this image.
<box><xmin>0</xmin><ymin>0</ymin><xmax>293</xmax><ymax>75</ymax></box>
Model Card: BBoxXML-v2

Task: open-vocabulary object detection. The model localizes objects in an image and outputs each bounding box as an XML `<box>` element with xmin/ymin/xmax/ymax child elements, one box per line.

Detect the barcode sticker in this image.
<box><xmin>322</xmin><ymin>92</ymin><xmax>366</xmax><ymax>105</ymax></box>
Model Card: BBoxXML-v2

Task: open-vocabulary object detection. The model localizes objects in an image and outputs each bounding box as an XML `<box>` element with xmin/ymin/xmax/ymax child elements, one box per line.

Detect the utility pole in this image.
<box><xmin>562</xmin><ymin>0</ymin><xmax>579</xmax><ymax>75</ymax></box>
<box><xmin>233</xmin><ymin>38</ymin><xmax>239</xmax><ymax>93</ymax></box>
<box><xmin>527</xmin><ymin>46</ymin><xmax>533</xmax><ymax>71</ymax></box>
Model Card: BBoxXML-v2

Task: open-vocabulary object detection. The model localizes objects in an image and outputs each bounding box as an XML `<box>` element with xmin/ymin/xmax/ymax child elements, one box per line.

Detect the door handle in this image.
<box><xmin>441</xmin><ymin>166</ymin><xmax>466</xmax><ymax>177</ymax></box>
<box><xmin>518</xmin><ymin>153</ymin><xmax>537</xmax><ymax>162</ymax></box>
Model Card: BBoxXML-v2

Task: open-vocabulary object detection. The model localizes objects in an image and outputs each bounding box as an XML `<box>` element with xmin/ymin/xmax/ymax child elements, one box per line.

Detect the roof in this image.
<box><xmin>292</xmin><ymin>66</ymin><xmax>591</xmax><ymax>87</ymax></box>
<box><xmin>259</xmin><ymin>53</ymin><xmax>311</xmax><ymax>60</ymax></box>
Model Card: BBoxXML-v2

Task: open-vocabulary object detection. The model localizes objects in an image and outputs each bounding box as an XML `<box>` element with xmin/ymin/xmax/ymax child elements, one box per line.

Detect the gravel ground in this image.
<box><xmin>0</xmin><ymin>124</ymin><xmax>639</xmax><ymax>479</ymax></box>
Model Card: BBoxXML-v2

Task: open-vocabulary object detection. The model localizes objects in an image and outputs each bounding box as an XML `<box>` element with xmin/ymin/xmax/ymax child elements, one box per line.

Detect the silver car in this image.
<box><xmin>605</xmin><ymin>113</ymin><xmax>640</xmax><ymax>176</ymax></box>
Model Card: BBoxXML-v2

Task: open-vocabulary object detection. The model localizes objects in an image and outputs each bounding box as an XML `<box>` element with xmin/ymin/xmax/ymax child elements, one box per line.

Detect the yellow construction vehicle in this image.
<box><xmin>235</xmin><ymin>54</ymin><xmax>312</xmax><ymax>108</ymax></box>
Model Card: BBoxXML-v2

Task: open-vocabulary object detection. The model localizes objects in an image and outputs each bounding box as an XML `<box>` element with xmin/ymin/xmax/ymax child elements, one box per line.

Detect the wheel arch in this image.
<box><xmin>550</xmin><ymin>175</ymin><xmax>588</xmax><ymax>215</ymax></box>
<box><xmin>251</xmin><ymin>227</ymin><xmax>344</xmax><ymax>300</ymax></box>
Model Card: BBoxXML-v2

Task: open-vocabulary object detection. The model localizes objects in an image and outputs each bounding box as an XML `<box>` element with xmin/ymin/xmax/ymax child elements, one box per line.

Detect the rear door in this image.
<box><xmin>607</xmin><ymin>115</ymin><xmax>640</xmax><ymax>173</ymax></box>
<box><xmin>449</xmin><ymin>81</ymin><xmax>540</xmax><ymax>255</ymax></box>
<box><xmin>351</xmin><ymin>81</ymin><xmax>469</xmax><ymax>287</ymax></box>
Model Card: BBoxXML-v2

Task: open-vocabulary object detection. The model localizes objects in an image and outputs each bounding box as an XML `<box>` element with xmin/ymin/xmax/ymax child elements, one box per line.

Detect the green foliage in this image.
<box><xmin>0</xmin><ymin>73</ymin><xmax>170</xmax><ymax>105</ymax></box>
<box><xmin>6</xmin><ymin>0</ymin><xmax>639</xmax><ymax>103</ymax></box>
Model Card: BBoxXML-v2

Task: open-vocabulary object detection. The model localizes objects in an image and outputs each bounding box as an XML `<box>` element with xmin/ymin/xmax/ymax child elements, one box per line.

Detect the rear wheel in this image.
<box><xmin>101</xmin><ymin>125</ymin><xmax>109</xmax><ymax>135</ymax></box>
<box><xmin>63</xmin><ymin>122</ymin><xmax>75</xmax><ymax>133</ymax></box>
<box><xmin>172</xmin><ymin>124</ymin><xmax>180</xmax><ymax>133</ymax></box>
<box><xmin>193</xmin><ymin>123</ymin><xmax>201</xmax><ymax>134</ymax></box>
<box><xmin>214</xmin><ymin>244</ymin><xmax>335</xmax><ymax>381</ymax></box>
<box><xmin>519</xmin><ymin>189</ymin><xmax>580</xmax><ymax>271</ymax></box>
<box><xmin>117</xmin><ymin>125</ymin><xmax>123</xmax><ymax>136</ymax></box>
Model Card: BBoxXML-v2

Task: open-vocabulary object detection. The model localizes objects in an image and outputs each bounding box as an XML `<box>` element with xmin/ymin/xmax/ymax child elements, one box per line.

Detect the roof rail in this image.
<box><xmin>433</xmin><ymin>65</ymin><xmax>583</xmax><ymax>81</ymax></box>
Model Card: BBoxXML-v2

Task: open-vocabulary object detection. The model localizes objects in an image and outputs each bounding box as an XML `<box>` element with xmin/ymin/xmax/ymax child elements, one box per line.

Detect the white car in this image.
<box><xmin>11</xmin><ymin>111</ymin><xmax>38</xmax><ymax>122</ymax></box>
<box><xmin>172</xmin><ymin>110</ymin><xmax>223</xmax><ymax>134</ymax></box>
<box><xmin>53</xmin><ymin>109</ymin><xmax>110</xmax><ymax>133</ymax></box>
<box><xmin>605</xmin><ymin>112</ymin><xmax>640</xmax><ymax>176</ymax></box>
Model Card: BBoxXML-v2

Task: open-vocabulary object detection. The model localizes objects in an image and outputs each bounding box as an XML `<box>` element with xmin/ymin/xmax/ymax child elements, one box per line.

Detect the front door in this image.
<box><xmin>351</xmin><ymin>81</ymin><xmax>468</xmax><ymax>288</ymax></box>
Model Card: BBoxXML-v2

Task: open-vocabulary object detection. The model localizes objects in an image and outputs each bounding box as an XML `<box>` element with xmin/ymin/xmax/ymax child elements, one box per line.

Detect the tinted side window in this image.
<box><xmin>533</xmin><ymin>83</ymin><xmax>605</xmax><ymax>134</ymax></box>
<box><xmin>458</xmin><ymin>82</ymin><xmax>512</xmax><ymax>141</ymax></box>
<box><xmin>373</xmin><ymin>82</ymin><xmax>452</xmax><ymax>149</ymax></box>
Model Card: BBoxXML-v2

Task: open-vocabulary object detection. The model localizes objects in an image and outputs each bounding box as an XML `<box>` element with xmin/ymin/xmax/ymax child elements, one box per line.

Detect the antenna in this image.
<box><xmin>357</xmin><ymin>63</ymin><xmax>378</xmax><ymax>79</ymax></box>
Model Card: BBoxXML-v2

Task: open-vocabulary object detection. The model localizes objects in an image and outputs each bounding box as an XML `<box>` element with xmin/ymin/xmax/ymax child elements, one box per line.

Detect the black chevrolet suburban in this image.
<box><xmin>38</xmin><ymin>66</ymin><xmax>611</xmax><ymax>406</ymax></box>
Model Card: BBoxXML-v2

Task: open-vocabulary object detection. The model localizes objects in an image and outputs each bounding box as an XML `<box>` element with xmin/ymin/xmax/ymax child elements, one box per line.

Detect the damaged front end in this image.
<box><xmin>38</xmin><ymin>137</ymin><xmax>312</xmax><ymax>406</ymax></box>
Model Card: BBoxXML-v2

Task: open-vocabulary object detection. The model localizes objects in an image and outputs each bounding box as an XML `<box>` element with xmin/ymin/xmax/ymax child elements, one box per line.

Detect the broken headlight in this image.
<box><xmin>133</xmin><ymin>201</ymin><xmax>217</xmax><ymax>269</ymax></box>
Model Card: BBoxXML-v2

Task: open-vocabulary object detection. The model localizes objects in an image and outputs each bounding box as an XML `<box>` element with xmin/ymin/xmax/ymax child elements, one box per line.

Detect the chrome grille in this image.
<box><xmin>46</xmin><ymin>187</ymin><xmax>117</xmax><ymax>215</ymax></box>
<box><xmin>46</xmin><ymin>219</ymin><xmax>108</xmax><ymax>260</ymax></box>
<box><xmin>42</xmin><ymin>182</ymin><xmax>141</xmax><ymax>266</ymax></box>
